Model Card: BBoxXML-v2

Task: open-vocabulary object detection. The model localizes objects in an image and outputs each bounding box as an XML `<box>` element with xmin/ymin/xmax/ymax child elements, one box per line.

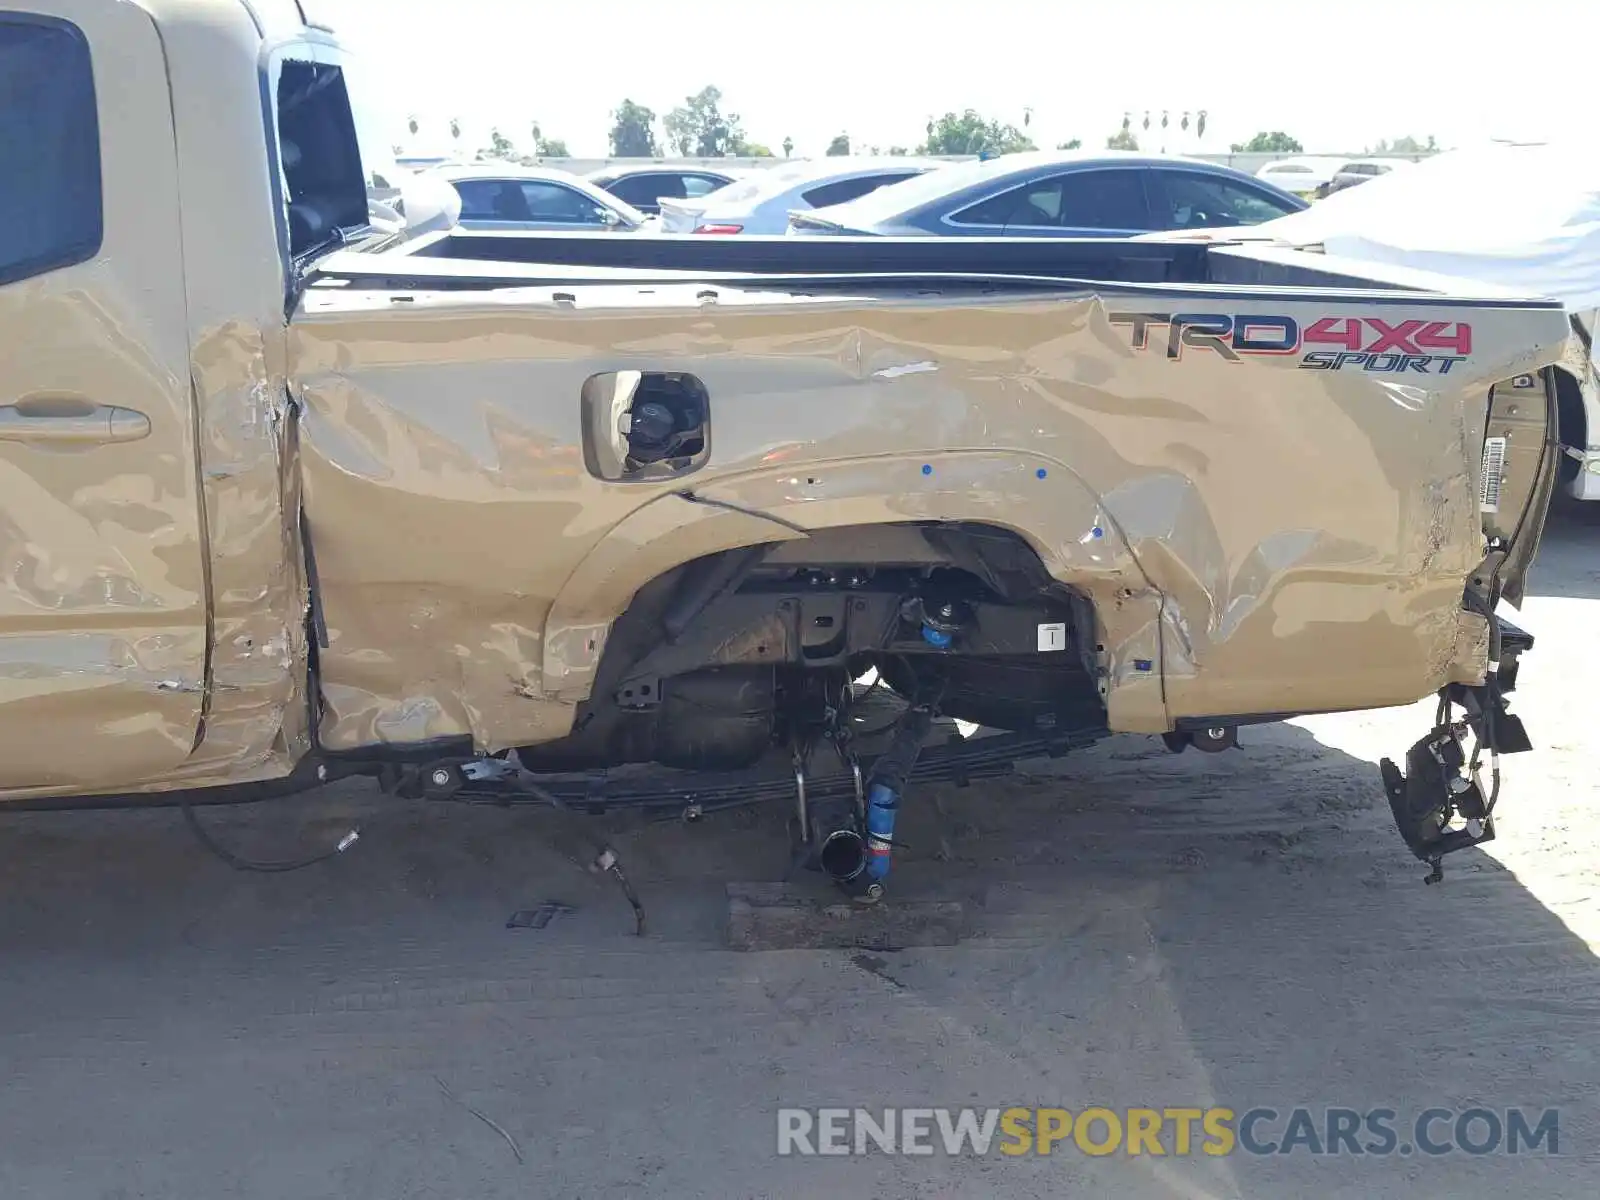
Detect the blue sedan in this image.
<box><xmin>786</xmin><ymin>151</ymin><xmax>1309</xmax><ymax>237</ymax></box>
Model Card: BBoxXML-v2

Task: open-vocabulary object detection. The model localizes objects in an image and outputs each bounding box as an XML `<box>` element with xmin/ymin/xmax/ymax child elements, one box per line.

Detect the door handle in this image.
<box><xmin>0</xmin><ymin>403</ymin><xmax>150</xmax><ymax>445</ymax></box>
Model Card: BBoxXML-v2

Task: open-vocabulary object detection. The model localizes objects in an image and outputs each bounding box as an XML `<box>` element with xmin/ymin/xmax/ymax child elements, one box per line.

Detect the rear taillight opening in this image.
<box><xmin>693</xmin><ymin>223</ymin><xmax>744</xmax><ymax>235</ymax></box>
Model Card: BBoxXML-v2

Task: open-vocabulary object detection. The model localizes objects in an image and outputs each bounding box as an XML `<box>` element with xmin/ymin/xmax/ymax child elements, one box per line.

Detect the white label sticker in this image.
<box><xmin>1037</xmin><ymin>622</ymin><xmax>1067</xmax><ymax>652</ymax></box>
<box><xmin>1480</xmin><ymin>436</ymin><xmax>1507</xmax><ymax>513</ymax></box>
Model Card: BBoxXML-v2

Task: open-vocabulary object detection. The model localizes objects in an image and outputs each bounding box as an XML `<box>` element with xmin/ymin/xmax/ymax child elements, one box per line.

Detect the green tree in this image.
<box><xmin>733</xmin><ymin>139</ymin><xmax>773</xmax><ymax>156</ymax></box>
<box><xmin>887</xmin><ymin>146</ymin><xmax>909</xmax><ymax>156</ymax></box>
<box><xmin>1229</xmin><ymin>130</ymin><xmax>1303</xmax><ymax>153</ymax></box>
<box><xmin>826</xmin><ymin>133</ymin><xmax>851</xmax><ymax>156</ymax></box>
<box><xmin>664</xmin><ymin>85</ymin><xmax>745</xmax><ymax>156</ymax></box>
<box><xmin>1368</xmin><ymin>134</ymin><xmax>1437</xmax><ymax>155</ymax></box>
<box><xmin>526</xmin><ymin>122</ymin><xmax>568</xmax><ymax>157</ymax></box>
<box><xmin>609</xmin><ymin>100</ymin><xmax>660</xmax><ymax>157</ymax></box>
<box><xmin>1057</xmin><ymin>138</ymin><xmax>1082</xmax><ymax>150</ymax></box>
<box><xmin>919</xmin><ymin>109</ymin><xmax>1036</xmax><ymax>156</ymax></box>
<box><xmin>484</xmin><ymin>127</ymin><xmax>515</xmax><ymax>159</ymax></box>
<box><xmin>1105</xmin><ymin>128</ymin><xmax>1139</xmax><ymax>151</ymax></box>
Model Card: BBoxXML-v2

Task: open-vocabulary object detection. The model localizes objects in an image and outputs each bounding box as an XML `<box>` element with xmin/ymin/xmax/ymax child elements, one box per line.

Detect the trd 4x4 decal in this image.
<box><xmin>1109</xmin><ymin>312</ymin><xmax>1472</xmax><ymax>374</ymax></box>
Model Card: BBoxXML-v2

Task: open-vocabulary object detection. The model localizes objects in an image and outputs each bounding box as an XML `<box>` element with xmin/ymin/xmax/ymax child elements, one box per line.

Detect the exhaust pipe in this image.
<box><xmin>818</xmin><ymin>827</ymin><xmax>867</xmax><ymax>882</ymax></box>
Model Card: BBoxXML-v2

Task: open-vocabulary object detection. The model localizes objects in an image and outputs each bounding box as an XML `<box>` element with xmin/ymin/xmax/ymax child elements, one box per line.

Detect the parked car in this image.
<box><xmin>786</xmin><ymin>152</ymin><xmax>1307</xmax><ymax>237</ymax></box>
<box><xmin>434</xmin><ymin>164</ymin><xmax>647</xmax><ymax>232</ymax></box>
<box><xmin>1315</xmin><ymin>159</ymin><xmax>1406</xmax><ymax>198</ymax></box>
<box><xmin>658</xmin><ymin>158</ymin><xmax>943</xmax><ymax>234</ymax></box>
<box><xmin>586</xmin><ymin>165</ymin><xmax>742</xmax><ymax>216</ymax></box>
<box><xmin>1254</xmin><ymin>157</ymin><xmax>1350</xmax><ymax>195</ymax></box>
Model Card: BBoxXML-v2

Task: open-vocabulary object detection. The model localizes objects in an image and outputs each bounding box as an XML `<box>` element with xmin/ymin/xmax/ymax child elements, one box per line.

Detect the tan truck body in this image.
<box><xmin>0</xmin><ymin>0</ymin><xmax>1570</xmax><ymax>807</ymax></box>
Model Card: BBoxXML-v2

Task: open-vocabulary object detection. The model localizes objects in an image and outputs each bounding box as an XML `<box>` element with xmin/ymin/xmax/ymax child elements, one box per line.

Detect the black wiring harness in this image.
<box><xmin>180</xmin><ymin>797</ymin><xmax>360</xmax><ymax>873</ymax></box>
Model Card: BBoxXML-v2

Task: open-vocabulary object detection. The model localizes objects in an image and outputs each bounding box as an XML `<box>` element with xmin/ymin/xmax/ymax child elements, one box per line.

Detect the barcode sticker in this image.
<box><xmin>1037</xmin><ymin>623</ymin><xmax>1067</xmax><ymax>652</ymax></box>
<box><xmin>1480</xmin><ymin>436</ymin><xmax>1508</xmax><ymax>513</ymax></box>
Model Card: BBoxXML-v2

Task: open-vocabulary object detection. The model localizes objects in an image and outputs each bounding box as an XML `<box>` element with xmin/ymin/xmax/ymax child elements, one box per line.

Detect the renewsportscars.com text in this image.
<box><xmin>777</xmin><ymin>1106</ymin><xmax>1559</xmax><ymax>1158</ymax></box>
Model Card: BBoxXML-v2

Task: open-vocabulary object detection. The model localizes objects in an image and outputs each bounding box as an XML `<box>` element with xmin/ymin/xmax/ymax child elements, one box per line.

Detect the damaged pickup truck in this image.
<box><xmin>0</xmin><ymin>0</ymin><xmax>1572</xmax><ymax>893</ymax></box>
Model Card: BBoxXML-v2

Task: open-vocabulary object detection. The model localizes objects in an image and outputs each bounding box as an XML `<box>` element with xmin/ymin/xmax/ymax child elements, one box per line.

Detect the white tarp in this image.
<box><xmin>1251</xmin><ymin>142</ymin><xmax>1600</xmax><ymax>314</ymax></box>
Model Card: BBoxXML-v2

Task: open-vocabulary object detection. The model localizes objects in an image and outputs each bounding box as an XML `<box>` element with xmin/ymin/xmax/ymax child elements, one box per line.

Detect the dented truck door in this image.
<box><xmin>0</xmin><ymin>4</ymin><xmax>210</xmax><ymax>789</ymax></box>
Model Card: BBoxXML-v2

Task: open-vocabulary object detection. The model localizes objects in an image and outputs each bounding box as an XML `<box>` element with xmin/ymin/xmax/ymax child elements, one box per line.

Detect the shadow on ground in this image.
<box><xmin>0</xmin><ymin>705</ymin><xmax>1594</xmax><ymax>1198</ymax></box>
<box><xmin>1526</xmin><ymin>497</ymin><xmax>1600</xmax><ymax>599</ymax></box>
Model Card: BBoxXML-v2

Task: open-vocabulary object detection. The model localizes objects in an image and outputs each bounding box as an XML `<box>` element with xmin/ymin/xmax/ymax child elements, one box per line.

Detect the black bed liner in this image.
<box><xmin>322</xmin><ymin>228</ymin><xmax>1464</xmax><ymax>297</ymax></box>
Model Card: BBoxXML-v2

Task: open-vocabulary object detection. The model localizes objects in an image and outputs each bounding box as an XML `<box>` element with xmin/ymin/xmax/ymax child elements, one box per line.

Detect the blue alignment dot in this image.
<box><xmin>921</xmin><ymin>464</ymin><xmax>933</xmax><ymax>476</ymax></box>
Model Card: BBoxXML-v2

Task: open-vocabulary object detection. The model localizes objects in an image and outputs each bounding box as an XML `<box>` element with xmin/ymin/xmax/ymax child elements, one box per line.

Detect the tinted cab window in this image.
<box><xmin>952</xmin><ymin>169</ymin><xmax>1150</xmax><ymax>232</ymax></box>
<box><xmin>276</xmin><ymin>61</ymin><xmax>369</xmax><ymax>255</ymax></box>
<box><xmin>1147</xmin><ymin>171</ymin><xmax>1299</xmax><ymax>230</ymax></box>
<box><xmin>801</xmin><ymin>172</ymin><xmax>920</xmax><ymax>208</ymax></box>
<box><xmin>0</xmin><ymin>16</ymin><xmax>101</xmax><ymax>285</ymax></box>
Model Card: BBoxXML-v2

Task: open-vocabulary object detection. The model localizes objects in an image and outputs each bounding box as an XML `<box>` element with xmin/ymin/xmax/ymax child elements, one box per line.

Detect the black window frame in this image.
<box><xmin>0</xmin><ymin>13</ymin><xmax>103</xmax><ymax>287</ymax></box>
<box><xmin>260</xmin><ymin>35</ymin><xmax>378</xmax><ymax>288</ymax></box>
<box><xmin>274</xmin><ymin>58</ymin><xmax>370</xmax><ymax>257</ymax></box>
<box><xmin>947</xmin><ymin>168</ymin><xmax>1153</xmax><ymax>232</ymax></box>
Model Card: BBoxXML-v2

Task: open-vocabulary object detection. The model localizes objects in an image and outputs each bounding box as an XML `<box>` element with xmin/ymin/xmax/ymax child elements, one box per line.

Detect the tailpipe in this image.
<box><xmin>819</xmin><ymin>827</ymin><xmax>868</xmax><ymax>882</ymax></box>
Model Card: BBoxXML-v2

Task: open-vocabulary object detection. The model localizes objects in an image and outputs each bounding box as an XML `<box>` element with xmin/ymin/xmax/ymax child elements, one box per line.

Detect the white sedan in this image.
<box><xmin>658</xmin><ymin>157</ymin><xmax>944</xmax><ymax>235</ymax></box>
<box><xmin>432</xmin><ymin>164</ymin><xmax>649</xmax><ymax>232</ymax></box>
<box><xmin>1254</xmin><ymin>157</ymin><xmax>1347</xmax><ymax>196</ymax></box>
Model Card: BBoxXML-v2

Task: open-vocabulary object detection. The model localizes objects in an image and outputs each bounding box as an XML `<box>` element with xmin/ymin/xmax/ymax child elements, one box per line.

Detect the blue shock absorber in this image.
<box><xmin>865</xmin><ymin>783</ymin><xmax>899</xmax><ymax>881</ymax></box>
<box><xmin>861</xmin><ymin>706</ymin><xmax>933</xmax><ymax>887</ymax></box>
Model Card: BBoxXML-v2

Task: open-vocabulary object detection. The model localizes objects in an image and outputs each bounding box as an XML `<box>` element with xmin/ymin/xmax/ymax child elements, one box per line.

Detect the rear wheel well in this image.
<box><xmin>518</xmin><ymin>522</ymin><xmax>1107</xmax><ymax>771</ymax></box>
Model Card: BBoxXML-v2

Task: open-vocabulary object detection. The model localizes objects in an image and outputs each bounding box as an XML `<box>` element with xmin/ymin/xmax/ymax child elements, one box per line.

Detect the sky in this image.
<box><xmin>315</xmin><ymin>0</ymin><xmax>1600</xmax><ymax>160</ymax></box>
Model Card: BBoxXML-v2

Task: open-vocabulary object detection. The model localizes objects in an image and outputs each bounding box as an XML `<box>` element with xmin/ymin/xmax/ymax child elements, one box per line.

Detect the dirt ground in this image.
<box><xmin>2</xmin><ymin>506</ymin><xmax>1598</xmax><ymax>1199</ymax></box>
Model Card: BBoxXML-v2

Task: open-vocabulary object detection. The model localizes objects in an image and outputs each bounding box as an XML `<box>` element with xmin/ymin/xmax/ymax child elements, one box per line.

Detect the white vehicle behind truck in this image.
<box><xmin>1218</xmin><ymin>143</ymin><xmax>1600</xmax><ymax>502</ymax></box>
